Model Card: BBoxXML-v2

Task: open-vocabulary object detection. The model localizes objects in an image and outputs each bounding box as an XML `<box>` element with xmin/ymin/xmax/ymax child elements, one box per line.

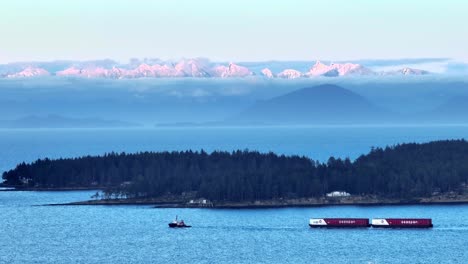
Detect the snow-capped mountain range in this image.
<box><xmin>1</xmin><ymin>59</ymin><xmax>431</xmax><ymax>79</ymax></box>
<box><xmin>6</xmin><ymin>67</ymin><xmax>50</xmax><ymax>78</ymax></box>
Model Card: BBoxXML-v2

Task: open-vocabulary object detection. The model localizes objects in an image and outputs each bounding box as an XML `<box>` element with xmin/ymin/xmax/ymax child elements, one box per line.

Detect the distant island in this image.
<box><xmin>2</xmin><ymin>140</ymin><xmax>468</xmax><ymax>207</ymax></box>
<box><xmin>228</xmin><ymin>84</ymin><xmax>468</xmax><ymax>125</ymax></box>
<box><xmin>0</xmin><ymin>114</ymin><xmax>141</xmax><ymax>129</ymax></box>
<box><xmin>154</xmin><ymin>84</ymin><xmax>468</xmax><ymax>127</ymax></box>
<box><xmin>229</xmin><ymin>84</ymin><xmax>389</xmax><ymax>125</ymax></box>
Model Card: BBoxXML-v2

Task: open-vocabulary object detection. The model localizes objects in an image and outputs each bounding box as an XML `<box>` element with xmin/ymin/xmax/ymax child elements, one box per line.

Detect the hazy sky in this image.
<box><xmin>1</xmin><ymin>0</ymin><xmax>467</xmax><ymax>63</ymax></box>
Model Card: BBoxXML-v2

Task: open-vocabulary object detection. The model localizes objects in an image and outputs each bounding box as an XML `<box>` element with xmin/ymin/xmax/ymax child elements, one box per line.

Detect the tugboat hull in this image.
<box><xmin>168</xmin><ymin>216</ymin><xmax>191</xmax><ymax>228</ymax></box>
<box><xmin>168</xmin><ymin>223</ymin><xmax>191</xmax><ymax>228</ymax></box>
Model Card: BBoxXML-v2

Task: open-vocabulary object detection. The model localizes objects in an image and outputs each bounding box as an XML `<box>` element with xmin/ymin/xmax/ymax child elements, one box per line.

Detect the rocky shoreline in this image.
<box><xmin>4</xmin><ymin>183</ymin><xmax>466</xmax><ymax>208</ymax></box>
<box><xmin>46</xmin><ymin>193</ymin><xmax>468</xmax><ymax>208</ymax></box>
<box><xmin>0</xmin><ymin>186</ymin><xmax>102</xmax><ymax>192</ymax></box>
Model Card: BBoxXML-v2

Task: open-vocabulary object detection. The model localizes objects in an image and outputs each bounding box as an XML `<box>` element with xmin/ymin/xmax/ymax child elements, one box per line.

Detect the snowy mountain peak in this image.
<box><xmin>214</xmin><ymin>63</ymin><xmax>253</xmax><ymax>78</ymax></box>
<box><xmin>130</xmin><ymin>63</ymin><xmax>174</xmax><ymax>77</ymax></box>
<box><xmin>308</xmin><ymin>61</ymin><xmax>374</xmax><ymax>76</ymax></box>
<box><xmin>7</xmin><ymin>67</ymin><xmax>50</xmax><ymax>78</ymax></box>
<box><xmin>277</xmin><ymin>69</ymin><xmax>303</xmax><ymax>79</ymax></box>
<box><xmin>57</xmin><ymin>66</ymin><xmax>127</xmax><ymax>78</ymax></box>
<box><xmin>174</xmin><ymin>59</ymin><xmax>211</xmax><ymax>77</ymax></box>
<box><xmin>334</xmin><ymin>63</ymin><xmax>374</xmax><ymax>76</ymax></box>
<box><xmin>261</xmin><ymin>68</ymin><xmax>274</xmax><ymax>78</ymax></box>
<box><xmin>56</xmin><ymin>67</ymin><xmax>83</xmax><ymax>76</ymax></box>
<box><xmin>400</xmin><ymin>67</ymin><xmax>430</xmax><ymax>75</ymax></box>
<box><xmin>308</xmin><ymin>61</ymin><xmax>335</xmax><ymax>76</ymax></box>
<box><xmin>380</xmin><ymin>67</ymin><xmax>431</xmax><ymax>76</ymax></box>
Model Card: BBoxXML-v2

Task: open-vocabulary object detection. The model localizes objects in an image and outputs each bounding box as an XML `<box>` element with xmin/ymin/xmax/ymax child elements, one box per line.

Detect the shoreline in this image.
<box><xmin>45</xmin><ymin>195</ymin><xmax>468</xmax><ymax>208</ymax></box>
<box><xmin>0</xmin><ymin>186</ymin><xmax>102</xmax><ymax>192</ymax></box>
<box><xmin>4</xmin><ymin>184</ymin><xmax>467</xmax><ymax>208</ymax></box>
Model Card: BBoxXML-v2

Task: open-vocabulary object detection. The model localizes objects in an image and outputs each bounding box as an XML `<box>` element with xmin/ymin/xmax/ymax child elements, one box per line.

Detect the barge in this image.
<box><xmin>309</xmin><ymin>218</ymin><xmax>371</xmax><ymax>228</ymax></box>
<box><xmin>371</xmin><ymin>218</ymin><xmax>433</xmax><ymax>228</ymax></box>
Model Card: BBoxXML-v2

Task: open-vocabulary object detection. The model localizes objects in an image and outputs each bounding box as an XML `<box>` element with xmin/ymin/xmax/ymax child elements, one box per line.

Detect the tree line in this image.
<box><xmin>3</xmin><ymin>140</ymin><xmax>468</xmax><ymax>201</ymax></box>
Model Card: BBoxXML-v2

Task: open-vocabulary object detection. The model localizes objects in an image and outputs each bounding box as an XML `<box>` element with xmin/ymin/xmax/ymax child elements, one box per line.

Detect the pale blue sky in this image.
<box><xmin>0</xmin><ymin>0</ymin><xmax>467</xmax><ymax>63</ymax></box>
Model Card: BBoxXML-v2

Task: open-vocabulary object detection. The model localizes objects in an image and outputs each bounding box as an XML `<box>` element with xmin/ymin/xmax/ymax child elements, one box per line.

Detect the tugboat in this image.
<box><xmin>168</xmin><ymin>215</ymin><xmax>191</xmax><ymax>228</ymax></box>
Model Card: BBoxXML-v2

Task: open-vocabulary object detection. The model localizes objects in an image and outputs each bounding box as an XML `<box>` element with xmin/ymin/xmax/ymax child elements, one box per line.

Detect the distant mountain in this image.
<box><xmin>56</xmin><ymin>66</ymin><xmax>125</xmax><ymax>78</ymax></box>
<box><xmin>230</xmin><ymin>84</ymin><xmax>391</xmax><ymax>124</ymax></box>
<box><xmin>6</xmin><ymin>67</ymin><xmax>50</xmax><ymax>78</ymax></box>
<box><xmin>426</xmin><ymin>97</ymin><xmax>468</xmax><ymax>123</ymax></box>
<box><xmin>130</xmin><ymin>63</ymin><xmax>176</xmax><ymax>78</ymax></box>
<box><xmin>56</xmin><ymin>66</ymin><xmax>82</xmax><ymax>76</ymax></box>
<box><xmin>307</xmin><ymin>61</ymin><xmax>374</xmax><ymax>76</ymax></box>
<box><xmin>213</xmin><ymin>63</ymin><xmax>253</xmax><ymax>78</ymax></box>
<box><xmin>307</xmin><ymin>61</ymin><xmax>339</xmax><ymax>77</ymax></box>
<box><xmin>1</xmin><ymin>59</ymin><xmax>434</xmax><ymax>79</ymax></box>
<box><xmin>0</xmin><ymin>115</ymin><xmax>140</xmax><ymax>128</ymax></box>
<box><xmin>174</xmin><ymin>59</ymin><xmax>211</xmax><ymax>77</ymax></box>
<box><xmin>382</xmin><ymin>67</ymin><xmax>431</xmax><ymax>76</ymax></box>
<box><xmin>259</xmin><ymin>68</ymin><xmax>273</xmax><ymax>78</ymax></box>
<box><xmin>54</xmin><ymin>60</ymin><xmax>252</xmax><ymax>78</ymax></box>
<box><xmin>277</xmin><ymin>69</ymin><xmax>303</xmax><ymax>79</ymax></box>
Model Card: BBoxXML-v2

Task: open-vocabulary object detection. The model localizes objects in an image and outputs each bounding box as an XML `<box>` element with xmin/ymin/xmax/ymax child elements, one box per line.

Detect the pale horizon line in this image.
<box><xmin>0</xmin><ymin>57</ymin><xmax>456</xmax><ymax>66</ymax></box>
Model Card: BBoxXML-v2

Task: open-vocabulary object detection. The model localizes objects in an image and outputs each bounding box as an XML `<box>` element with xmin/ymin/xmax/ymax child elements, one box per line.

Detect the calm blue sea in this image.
<box><xmin>0</xmin><ymin>191</ymin><xmax>467</xmax><ymax>264</ymax></box>
<box><xmin>1</xmin><ymin>126</ymin><xmax>468</xmax><ymax>263</ymax></box>
<box><xmin>2</xmin><ymin>125</ymin><xmax>468</xmax><ymax>172</ymax></box>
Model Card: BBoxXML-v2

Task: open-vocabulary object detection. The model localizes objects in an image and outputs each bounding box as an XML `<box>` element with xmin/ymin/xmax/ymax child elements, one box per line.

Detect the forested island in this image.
<box><xmin>2</xmin><ymin>140</ymin><xmax>468</xmax><ymax>207</ymax></box>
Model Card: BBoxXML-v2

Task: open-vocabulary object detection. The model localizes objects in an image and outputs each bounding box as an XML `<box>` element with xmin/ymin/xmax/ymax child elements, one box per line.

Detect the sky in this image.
<box><xmin>1</xmin><ymin>0</ymin><xmax>467</xmax><ymax>63</ymax></box>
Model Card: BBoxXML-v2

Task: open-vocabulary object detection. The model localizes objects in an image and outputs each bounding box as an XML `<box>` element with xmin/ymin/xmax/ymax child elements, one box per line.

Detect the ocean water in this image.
<box><xmin>2</xmin><ymin>125</ymin><xmax>468</xmax><ymax>172</ymax></box>
<box><xmin>0</xmin><ymin>191</ymin><xmax>467</xmax><ymax>264</ymax></box>
<box><xmin>1</xmin><ymin>125</ymin><xmax>468</xmax><ymax>263</ymax></box>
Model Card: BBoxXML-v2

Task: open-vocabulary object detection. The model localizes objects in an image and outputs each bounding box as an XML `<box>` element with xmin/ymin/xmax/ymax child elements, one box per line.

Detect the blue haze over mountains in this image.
<box><xmin>1</xmin><ymin>76</ymin><xmax>468</xmax><ymax>127</ymax></box>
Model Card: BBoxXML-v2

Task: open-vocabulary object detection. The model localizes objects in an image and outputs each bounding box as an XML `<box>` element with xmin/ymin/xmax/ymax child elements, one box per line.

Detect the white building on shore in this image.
<box><xmin>326</xmin><ymin>191</ymin><xmax>351</xmax><ymax>197</ymax></box>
